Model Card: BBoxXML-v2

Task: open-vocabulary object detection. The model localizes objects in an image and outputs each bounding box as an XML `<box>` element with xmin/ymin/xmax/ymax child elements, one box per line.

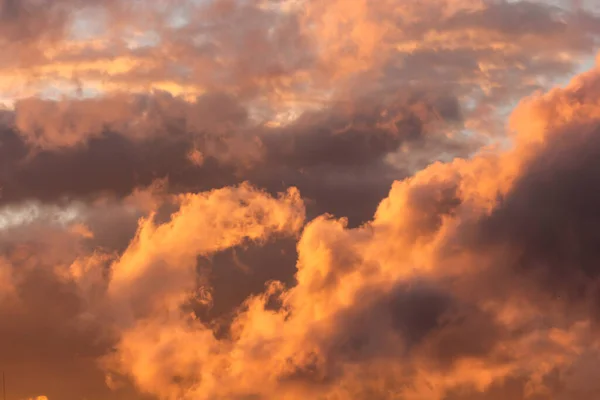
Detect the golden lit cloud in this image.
<box><xmin>2</xmin><ymin>0</ymin><xmax>600</xmax><ymax>399</ymax></box>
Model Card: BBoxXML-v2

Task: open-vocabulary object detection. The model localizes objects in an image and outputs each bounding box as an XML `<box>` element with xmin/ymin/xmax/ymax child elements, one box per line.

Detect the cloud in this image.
<box><xmin>1</xmin><ymin>87</ymin><xmax>471</xmax><ymax>230</ymax></box>
<box><xmin>0</xmin><ymin>226</ymin><xmax>137</xmax><ymax>400</ymax></box>
<box><xmin>3</xmin><ymin>1</ymin><xmax>600</xmax><ymax>399</ymax></box>
<box><xmin>91</xmin><ymin>58</ymin><xmax>600</xmax><ymax>400</ymax></box>
<box><xmin>0</xmin><ymin>182</ymin><xmax>304</xmax><ymax>399</ymax></box>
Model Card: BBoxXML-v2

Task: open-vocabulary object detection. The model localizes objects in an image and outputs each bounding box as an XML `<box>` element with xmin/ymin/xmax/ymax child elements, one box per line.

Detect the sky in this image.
<box><xmin>2</xmin><ymin>0</ymin><xmax>600</xmax><ymax>399</ymax></box>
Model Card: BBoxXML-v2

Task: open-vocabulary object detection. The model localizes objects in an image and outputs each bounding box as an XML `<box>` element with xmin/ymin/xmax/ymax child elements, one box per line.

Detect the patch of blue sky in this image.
<box><xmin>125</xmin><ymin>30</ymin><xmax>161</xmax><ymax>50</ymax></box>
<box><xmin>571</xmin><ymin>55</ymin><xmax>596</xmax><ymax>76</ymax></box>
<box><xmin>167</xmin><ymin>7</ymin><xmax>191</xmax><ymax>29</ymax></box>
<box><xmin>460</xmin><ymin>53</ymin><xmax>598</xmax><ymax>152</ymax></box>
<box><xmin>166</xmin><ymin>0</ymin><xmax>212</xmax><ymax>29</ymax></box>
<box><xmin>37</xmin><ymin>83</ymin><xmax>104</xmax><ymax>101</ymax></box>
<box><xmin>0</xmin><ymin>202</ymin><xmax>83</xmax><ymax>231</ymax></box>
<box><xmin>68</xmin><ymin>7</ymin><xmax>108</xmax><ymax>41</ymax></box>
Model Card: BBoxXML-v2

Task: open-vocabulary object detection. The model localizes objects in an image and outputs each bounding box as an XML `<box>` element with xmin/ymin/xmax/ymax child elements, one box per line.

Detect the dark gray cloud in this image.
<box><xmin>1</xmin><ymin>89</ymin><xmax>468</xmax><ymax>229</ymax></box>
<box><xmin>472</xmin><ymin>122</ymin><xmax>600</xmax><ymax>310</ymax></box>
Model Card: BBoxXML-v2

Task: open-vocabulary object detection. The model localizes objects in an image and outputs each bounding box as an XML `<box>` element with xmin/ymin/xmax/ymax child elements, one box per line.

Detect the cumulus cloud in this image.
<box><xmin>94</xmin><ymin>59</ymin><xmax>600</xmax><ymax>399</ymax></box>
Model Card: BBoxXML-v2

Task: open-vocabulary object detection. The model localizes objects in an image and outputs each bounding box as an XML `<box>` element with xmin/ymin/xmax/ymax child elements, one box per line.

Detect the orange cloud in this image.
<box><xmin>3</xmin><ymin>1</ymin><xmax>600</xmax><ymax>399</ymax></box>
<box><xmin>96</xmin><ymin>58</ymin><xmax>600</xmax><ymax>400</ymax></box>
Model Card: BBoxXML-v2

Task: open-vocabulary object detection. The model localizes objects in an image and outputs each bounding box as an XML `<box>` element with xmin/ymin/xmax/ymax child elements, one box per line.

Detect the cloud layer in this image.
<box><xmin>2</xmin><ymin>0</ymin><xmax>600</xmax><ymax>399</ymax></box>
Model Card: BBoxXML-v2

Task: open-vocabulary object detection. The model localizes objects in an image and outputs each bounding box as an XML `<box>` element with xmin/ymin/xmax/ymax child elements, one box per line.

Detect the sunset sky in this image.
<box><xmin>2</xmin><ymin>0</ymin><xmax>600</xmax><ymax>399</ymax></box>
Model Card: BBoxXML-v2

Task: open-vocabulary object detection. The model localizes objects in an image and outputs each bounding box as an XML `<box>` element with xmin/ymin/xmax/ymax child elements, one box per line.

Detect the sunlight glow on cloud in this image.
<box><xmin>1</xmin><ymin>0</ymin><xmax>600</xmax><ymax>399</ymax></box>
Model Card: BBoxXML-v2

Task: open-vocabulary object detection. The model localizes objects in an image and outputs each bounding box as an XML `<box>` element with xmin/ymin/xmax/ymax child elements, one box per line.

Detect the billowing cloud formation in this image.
<box><xmin>77</xmin><ymin>58</ymin><xmax>600</xmax><ymax>400</ymax></box>
<box><xmin>3</xmin><ymin>0</ymin><xmax>600</xmax><ymax>399</ymax></box>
